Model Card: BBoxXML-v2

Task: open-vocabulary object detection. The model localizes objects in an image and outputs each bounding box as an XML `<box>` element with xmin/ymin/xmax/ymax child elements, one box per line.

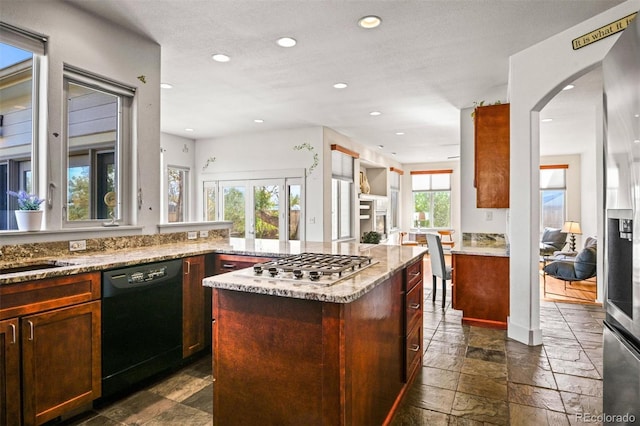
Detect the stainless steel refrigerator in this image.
<box><xmin>603</xmin><ymin>12</ymin><xmax>640</xmax><ymax>424</ymax></box>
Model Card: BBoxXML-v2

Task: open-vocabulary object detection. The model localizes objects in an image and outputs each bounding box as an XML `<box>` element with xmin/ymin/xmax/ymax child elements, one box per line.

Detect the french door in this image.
<box><xmin>217</xmin><ymin>178</ymin><xmax>303</xmax><ymax>242</ymax></box>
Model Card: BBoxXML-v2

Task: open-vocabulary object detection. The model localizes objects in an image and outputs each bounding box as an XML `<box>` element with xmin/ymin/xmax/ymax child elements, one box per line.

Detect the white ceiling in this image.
<box><xmin>65</xmin><ymin>0</ymin><xmax>622</xmax><ymax>164</ymax></box>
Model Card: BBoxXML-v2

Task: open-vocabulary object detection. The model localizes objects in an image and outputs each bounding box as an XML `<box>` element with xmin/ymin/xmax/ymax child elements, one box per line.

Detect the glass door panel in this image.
<box><xmin>221</xmin><ymin>183</ymin><xmax>246</xmax><ymax>238</ymax></box>
<box><xmin>253</xmin><ymin>183</ymin><xmax>280</xmax><ymax>240</ymax></box>
<box><xmin>288</xmin><ymin>183</ymin><xmax>301</xmax><ymax>241</ymax></box>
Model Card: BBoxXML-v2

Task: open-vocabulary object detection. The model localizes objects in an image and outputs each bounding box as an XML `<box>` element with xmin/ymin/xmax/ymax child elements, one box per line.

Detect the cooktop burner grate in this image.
<box><xmin>249</xmin><ymin>253</ymin><xmax>375</xmax><ymax>283</ymax></box>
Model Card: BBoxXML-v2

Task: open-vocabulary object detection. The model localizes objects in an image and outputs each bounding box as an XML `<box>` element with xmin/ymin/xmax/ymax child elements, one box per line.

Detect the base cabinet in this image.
<box><xmin>0</xmin><ymin>318</ymin><xmax>20</xmax><ymax>426</ymax></box>
<box><xmin>212</xmin><ymin>260</ymin><xmax>422</xmax><ymax>425</ymax></box>
<box><xmin>183</xmin><ymin>255</ymin><xmax>206</xmax><ymax>358</ymax></box>
<box><xmin>0</xmin><ymin>272</ymin><xmax>101</xmax><ymax>426</ymax></box>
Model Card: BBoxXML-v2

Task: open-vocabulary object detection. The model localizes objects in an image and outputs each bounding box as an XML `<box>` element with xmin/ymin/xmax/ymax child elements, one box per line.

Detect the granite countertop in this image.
<box><xmin>451</xmin><ymin>246</ymin><xmax>509</xmax><ymax>257</ymax></box>
<box><xmin>0</xmin><ymin>239</ymin><xmax>428</xmax><ymax>303</ymax></box>
<box><xmin>203</xmin><ymin>243</ymin><xmax>427</xmax><ymax>304</ymax></box>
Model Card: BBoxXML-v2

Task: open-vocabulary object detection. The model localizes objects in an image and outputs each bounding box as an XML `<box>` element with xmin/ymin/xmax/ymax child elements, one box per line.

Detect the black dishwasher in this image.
<box><xmin>101</xmin><ymin>259</ymin><xmax>183</xmax><ymax>399</ymax></box>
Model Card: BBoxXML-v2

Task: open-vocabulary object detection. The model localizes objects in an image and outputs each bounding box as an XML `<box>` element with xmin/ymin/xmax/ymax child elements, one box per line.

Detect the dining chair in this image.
<box><xmin>426</xmin><ymin>233</ymin><xmax>452</xmax><ymax>309</ymax></box>
<box><xmin>437</xmin><ymin>229</ymin><xmax>455</xmax><ymax>249</ymax></box>
<box><xmin>399</xmin><ymin>232</ymin><xmax>419</xmax><ymax>246</ymax></box>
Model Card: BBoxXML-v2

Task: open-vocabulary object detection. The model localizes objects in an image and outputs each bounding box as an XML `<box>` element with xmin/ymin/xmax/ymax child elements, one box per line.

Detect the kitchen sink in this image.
<box><xmin>0</xmin><ymin>262</ymin><xmax>71</xmax><ymax>275</ymax></box>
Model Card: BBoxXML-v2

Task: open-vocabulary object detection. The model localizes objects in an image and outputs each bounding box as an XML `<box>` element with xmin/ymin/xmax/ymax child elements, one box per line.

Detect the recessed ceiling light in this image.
<box><xmin>212</xmin><ymin>53</ymin><xmax>230</xmax><ymax>62</ymax></box>
<box><xmin>358</xmin><ymin>15</ymin><xmax>382</xmax><ymax>29</ymax></box>
<box><xmin>391</xmin><ymin>152</ymin><xmax>397</xmax><ymax>156</ymax></box>
<box><xmin>635</xmin><ymin>114</ymin><xmax>640</xmax><ymax>118</ymax></box>
<box><xmin>185</xmin><ymin>128</ymin><xmax>194</xmax><ymax>132</ymax></box>
<box><xmin>378</xmin><ymin>145</ymin><xmax>384</xmax><ymax>149</ymax></box>
<box><xmin>562</xmin><ymin>84</ymin><xmax>575</xmax><ymax>91</ymax></box>
<box><xmin>160</xmin><ymin>83</ymin><xmax>173</xmax><ymax>89</ymax></box>
<box><xmin>369</xmin><ymin>111</ymin><xmax>381</xmax><ymax>116</ymax></box>
<box><xmin>541</xmin><ymin>118</ymin><xmax>553</xmax><ymax>122</ymax></box>
<box><xmin>254</xmin><ymin>119</ymin><xmax>264</xmax><ymax>123</ymax></box>
<box><xmin>395</xmin><ymin>132</ymin><xmax>405</xmax><ymax>136</ymax></box>
<box><xmin>634</xmin><ymin>139</ymin><xmax>640</xmax><ymax>144</ymax></box>
<box><xmin>276</xmin><ymin>37</ymin><xmax>297</xmax><ymax>47</ymax></box>
<box><xmin>333</xmin><ymin>82</ymin><xmax>348</xmax><ymax>89</ymax></box>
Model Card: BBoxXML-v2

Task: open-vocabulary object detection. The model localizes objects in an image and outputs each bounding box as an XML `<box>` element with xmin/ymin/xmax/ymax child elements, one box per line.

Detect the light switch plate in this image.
<box><xmin>199</xmin><ymin>230</ymin><xmax>209</xmax><ymax>238</ymax></box>
<box><xmin>187</xmin><ymin>231</ymin><xmax>198</xmax><ymax>240</ymax></box>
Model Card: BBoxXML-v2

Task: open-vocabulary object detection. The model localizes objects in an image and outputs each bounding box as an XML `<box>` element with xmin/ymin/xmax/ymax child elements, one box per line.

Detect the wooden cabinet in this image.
<box><xmin>452</xmin><ymin>254</ymin><xmax>509</xmax><ymax>329</ymax></box>
<box><xmin>0</xmin><ymin>272</ymin><xmax>101</xmax><ymax>426</ymax></box>
<box><xmin>474</xmin><ymin>103</ymin><xmax>510</xmax><ymax>208</ymax></box>
<box><xmin>183</xmin><ymin>255</ymin><xmax>206</xmax><ymax>358</ymax></box>
<box><xmin>22</xmin><ymin>301</ymin><xmax>101</xmax><ymax>425</ymax></box>
<box><xmin>211</xmin><ymin>260</ymin><xmax>421</xmax><ymax>425</ymax></box>
<box><xmin>404</xmin><ymin>258</ymin><xmax>423</xmax><ymax>381</ymax></box>
<box><xmin>0</xmin><ymin>318</ymin><xmax>20</xmax><ymax>426</ymax></box>
<box><xmin>213</xmin><ymin>254</ymin><xmax>273</xmax><ymax>274</ymax></box>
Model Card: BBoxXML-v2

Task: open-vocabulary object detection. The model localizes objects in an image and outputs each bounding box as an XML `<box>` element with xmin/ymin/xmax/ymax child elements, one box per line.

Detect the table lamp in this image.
<box><xmin>561</xmin><ymin>221</ymin><xmax>582</xmax><ymax>251</ymax></box>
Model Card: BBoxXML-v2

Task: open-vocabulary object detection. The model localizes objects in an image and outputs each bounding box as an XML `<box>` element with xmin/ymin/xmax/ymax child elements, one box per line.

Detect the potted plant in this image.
<box><xmin>362</xmin><ymin>231</ymin><xmax>382</xmax><ymax>244</ymax></box>
<box><xmin>7</xmin><ymin>190</ymin><xmax>45</xmax><ymax>231</ymax></box>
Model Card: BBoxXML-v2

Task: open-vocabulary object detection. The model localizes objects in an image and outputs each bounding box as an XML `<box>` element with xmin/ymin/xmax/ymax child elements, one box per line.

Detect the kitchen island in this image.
<box><xmin>203</xmin><ymin>243</ymin><xmax>426</xmax><ymax>426</ymax></box>
<box><xmin>451</xmin><ymin>246</ymin><xmax>509</xmax><ymax>329</ymax></box>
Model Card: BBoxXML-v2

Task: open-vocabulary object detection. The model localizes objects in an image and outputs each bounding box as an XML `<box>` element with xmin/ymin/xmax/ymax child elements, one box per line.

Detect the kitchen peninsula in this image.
<box><xmin>451</xmin><ymin>244</ymin><xmax>509</xmax><ymax>329</ymax></box>
<box><xmin>203</xmin><ymin>243</ymin><xmax>426</xmax><ymax>426</ymax></box>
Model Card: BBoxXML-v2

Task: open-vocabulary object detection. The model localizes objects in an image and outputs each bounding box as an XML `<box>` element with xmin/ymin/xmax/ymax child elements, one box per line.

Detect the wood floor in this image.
<box><xmin>539</xmin><ymin>266</ymin><xmax>599</xmax><ymax>305</ymax></box>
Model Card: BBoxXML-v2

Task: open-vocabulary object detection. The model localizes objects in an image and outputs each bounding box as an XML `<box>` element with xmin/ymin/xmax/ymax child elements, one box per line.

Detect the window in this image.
<box><xmin>389</xmin><ymin>168</ymin><xmax>401</xmax><ymax>231</ymax></box>
<box><xmin>411</xmin><ymin>170</ymin><xmax>451</xmax><ymax>228</ymax></box>
<box><xmin>331</xmin><ymin>149</ymin><xmax>354</xmax><ymax>240</ymax></box>
<box><xmin>64</xmin><ymin>66</ymin><xmax>134</xmax><ymax>225</ymax></box>
<box><xmin>203</xmin><ymin>176</ymin><xmax>303</xmax><ymax>241</ymax></box>
<box><xmin>167</xmin><ymin>166</ymin><xmax>189</xmax><ymax>223</ymax></box>
<box><xmin>540</xmin><ymin>165</ymin><xmax>567</xmax><ymax>230</ymax></box>
<box><xmin>0</xmin><ymin>23</ymin><xmax>45</xmax><ymax>230</ymax></box>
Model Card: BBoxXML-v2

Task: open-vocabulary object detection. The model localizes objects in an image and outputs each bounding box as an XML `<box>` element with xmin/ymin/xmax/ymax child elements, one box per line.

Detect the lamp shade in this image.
<box><xmin>561</xmin><ymin>221</ymin><xmax>582</xmax><ymax>235</ymax></box>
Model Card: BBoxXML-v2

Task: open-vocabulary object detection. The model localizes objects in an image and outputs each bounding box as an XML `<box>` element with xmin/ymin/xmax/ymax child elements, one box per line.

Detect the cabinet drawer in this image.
<box><xmin>405</xmin><ymin>322</ymin><xmax>422</xmax><ymax>382</ymax></box>
<box><xmin>405</xmin><ymin>282</ymin><xmax>423</xmax><ymax>334</ymax></box>
<box><xmin>214</xmin><ymin>254</ymin><xmax>273</xmax><ymax>274</ymax></box>
<box><xmin>0</xmin><ymin>272</ymin><xmax>101</xmax><ymax>320</ymax></box>
<box><xmin>404</xmin><ymin>258</ymin><xmax>423</xmax><ymax>291</ymax></box>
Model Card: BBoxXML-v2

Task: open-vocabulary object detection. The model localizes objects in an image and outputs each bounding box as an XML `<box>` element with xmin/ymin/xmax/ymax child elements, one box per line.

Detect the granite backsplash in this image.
<box><xmin>462</xmin><ymin>233</ymin><xmax>507</xmax><ymax>249</ymax></box>
<box><xmin>0</xmin><ymin>229</ymin><xmax>229</xmax><ymax>264</ymax></box>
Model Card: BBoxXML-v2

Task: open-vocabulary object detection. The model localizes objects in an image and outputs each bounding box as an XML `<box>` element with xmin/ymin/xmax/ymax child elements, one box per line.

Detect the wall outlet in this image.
<box><xmin>199</xmin><ymin>230</ymin><xmax>209</xmax><ymax>238</ymax></box>
<box><xmin>485</xmin><ymin>211</ymin><xmax>493</xmax><ymax>221</ymax></box>
<box><xmin>69</xmin><ymin>240</ymin><xmax>87</xmax><ymax>251</ymax></box>
<box><xmin>187</xmin><ymin>231</ymin><xmax>198</xmax><ymax>240</ymax></box>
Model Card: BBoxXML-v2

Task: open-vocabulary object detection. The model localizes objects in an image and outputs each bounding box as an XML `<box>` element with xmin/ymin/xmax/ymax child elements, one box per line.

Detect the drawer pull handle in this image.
<box><xmin>27</xmin><ymin>321</ymin><xmax>34</xmax><ymax>341</ymax></box>
<box><xmin>409</xmin><ymin>303</ymin><xmax>420</xmax><ymax>310</ymax></box>
<box><xmin>409</xmin><ymin>344</ymin><xmax>420</xmax><ymax>352</ymax></box>
<box><xmin>10</xmin><ymin>323</ymin><xmax>16</xmax><ymax>344</ymax></box>
<box><xmin>410</xmin><ymin>271</ymin><xmax>421</xmax><ymax>276</ymax></box>
<box><xmin>222</xmin><ymin>264</ymin><xmax>236</xmax><ymax>269</ymax></box>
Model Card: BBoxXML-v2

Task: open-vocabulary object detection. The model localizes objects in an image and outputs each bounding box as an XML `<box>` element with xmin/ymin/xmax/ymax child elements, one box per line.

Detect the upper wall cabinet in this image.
<box><xmin>474</xmin><ymin>104</ymin><xmax>510</xmax><ymax>208</ymax></box>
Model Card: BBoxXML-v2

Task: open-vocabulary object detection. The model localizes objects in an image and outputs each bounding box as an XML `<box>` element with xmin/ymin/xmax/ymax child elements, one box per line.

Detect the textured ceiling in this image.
<box><xmin>65</xmin><ymin>0</ymin><xmax>622</xmax><ymax>163</ymax></box>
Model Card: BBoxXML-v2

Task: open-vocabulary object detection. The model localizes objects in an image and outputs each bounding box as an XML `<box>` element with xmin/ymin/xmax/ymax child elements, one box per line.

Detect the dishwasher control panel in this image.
<box><xmin>128</xmin><ymin>266</ymin><xmax>167</xmax><ymax>284</ymax></box>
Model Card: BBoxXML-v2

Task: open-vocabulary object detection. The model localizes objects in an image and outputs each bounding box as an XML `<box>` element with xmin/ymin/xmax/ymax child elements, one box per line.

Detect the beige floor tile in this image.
<box><xmin>457</xmin><ymin>373</ymin><xmax>508</xmax><ymax>401</ymax></box>
<box><xmin>554</xmin><ymin>373</ymin><xmax>602</xmax><ymax>397</ymax></box>
<box><xmin>461</xmin><ymin>357</ymin><xmax>508</xmax><ymax>380</ymax></box>
<box><xmin>451</xmin><ymin>392</ymin><xmax>509</xmax><ymax>425</ymax></box>
<box><xmin>417</xmin><ymin>366</ymin><xmax>460</xmax><ymax>391</ymax></box>
<box><xmin>508</xmin><ymin>382</ymin><xmax>565</xmax><ymax>412</ymax></box>
<box><xmin>404</xmin><ymin>383</ymin><xmax>456</xmax><ymax>414</ymax></box>
<box><xmin>509</xmin><ymin>402</ymin><xmax>570</xmax><ymax>426</ymax></box>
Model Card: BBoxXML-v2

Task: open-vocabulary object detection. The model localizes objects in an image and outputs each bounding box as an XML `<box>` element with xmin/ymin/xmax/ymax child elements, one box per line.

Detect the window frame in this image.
<box><xmin>539</xmin><ymin>165</ymin><xmax>568</xmax><ymax>232</ymax></box>
<box><xmin>0</xmin><ymin>23</ymin><xmax>46</xmax><ymax>231</ymax></box>
<box><xmin>62</xmin><ymin>65</ymin><xmax>135</xmax><ymax>227</ymax></box>
<box><xmin>410</xmin><ymin>170</ymin><xmax>452</xmax><ymax>229</ymax></box>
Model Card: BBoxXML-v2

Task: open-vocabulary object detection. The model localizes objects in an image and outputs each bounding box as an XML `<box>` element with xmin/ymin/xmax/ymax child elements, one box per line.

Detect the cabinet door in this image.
<box><xmin>0</xmin><ymin>318</ymin><xmax>20</xmax><ymax>426</ymax></box>
<box><xmin>183</xmin><ymin>255</ymin><xmax>206</xmax><ymax>358</ymax></box>
<box><xmin>21</xmin><ymin>301</ymin><xmax>101</xmax><ymax>426</ymax></box>
<box><xmin>474</xmin><ymin>103</ymin><xmax>510</xmax><ymax>208</ymax></box>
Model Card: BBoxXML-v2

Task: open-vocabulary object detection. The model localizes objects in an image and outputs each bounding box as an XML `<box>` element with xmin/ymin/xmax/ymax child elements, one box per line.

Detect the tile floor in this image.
<box><xmin>60</xmin><ymin>288</ymin><xmax>604</xmax><ymax>426</ymax></box>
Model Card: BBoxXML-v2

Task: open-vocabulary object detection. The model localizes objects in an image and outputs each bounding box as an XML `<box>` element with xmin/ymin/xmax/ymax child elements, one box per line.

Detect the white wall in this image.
<box><xmin>508</xmin><ymin>0</ymin><xmax>639</xmax><ymax>345</ymax></box>
<box><xmin>2</xmin><ymin>0</ymin><xmax>161</xmax><ymax>243</ymax></box>
<box><xmin>460</xmin><ymin>106</ymin><xmax>509</xmax><ymax>235</ymax></box>
<box><xmin>161</xmin><ymin>133</ymin><xmax>196</xmax><ymax>222</ymax></box>
<box><xmin>195</xmin><ymin>127</ymin><xmax>324</xmax><ymax>241</ymax></box>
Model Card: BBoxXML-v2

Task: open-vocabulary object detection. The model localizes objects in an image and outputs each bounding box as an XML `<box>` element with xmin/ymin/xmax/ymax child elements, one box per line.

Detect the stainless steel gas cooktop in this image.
<box><xmin>242</xmin><ymin>253</ymin><xmax>377</xmax><ymax>286</ymax></box>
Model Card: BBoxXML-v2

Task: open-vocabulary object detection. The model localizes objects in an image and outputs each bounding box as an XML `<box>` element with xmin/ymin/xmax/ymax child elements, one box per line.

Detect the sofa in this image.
<box><xmin>539</xmin><ymin>227</ymin><xmax>568</xmax><ymax>257</ymax></box>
